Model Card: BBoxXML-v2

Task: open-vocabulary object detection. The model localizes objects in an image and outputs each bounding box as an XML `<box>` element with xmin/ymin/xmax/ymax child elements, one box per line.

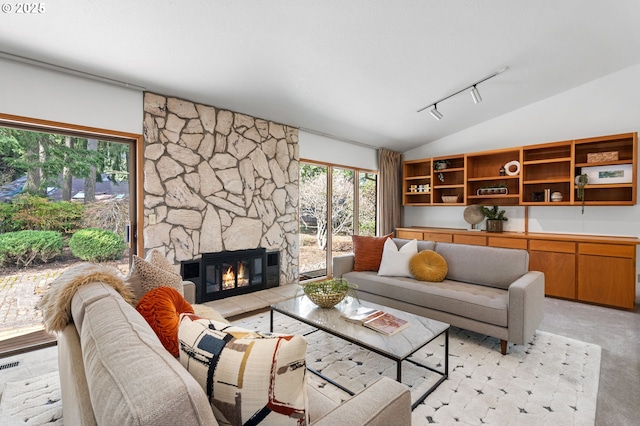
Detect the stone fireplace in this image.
<box><xmin>142</xmin><ymin>93</ymin><xmax>299</xmax><ymax>288</ymax></box>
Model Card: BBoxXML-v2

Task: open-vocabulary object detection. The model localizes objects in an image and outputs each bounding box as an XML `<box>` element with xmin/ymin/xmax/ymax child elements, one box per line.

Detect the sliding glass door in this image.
<box><xmin>299</xmin><ymin>161</ymin><xmax>377</xmax><ymax>281</ymax></box>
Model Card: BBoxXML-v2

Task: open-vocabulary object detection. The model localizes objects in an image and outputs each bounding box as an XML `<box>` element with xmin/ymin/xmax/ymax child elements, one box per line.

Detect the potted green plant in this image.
<box><xmin>481</xmin><ymin>205</ymin><xmax>508</xmax><ymax>233</ymax></box>
<box><xmin>298</xmin><ymin>278</ymin><xmax>358</xmax><ymax>308</ymax></box>
<box><xmin>433</xmin><ymin>160</ymin><xmax>450</xmax><ymax>183</ymax></box>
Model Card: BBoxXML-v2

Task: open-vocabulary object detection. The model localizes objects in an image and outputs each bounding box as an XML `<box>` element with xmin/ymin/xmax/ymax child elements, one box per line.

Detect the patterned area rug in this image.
<box><xmin>0</xmin><ymin>371</ymin><xmax>63</xmax><ymax>425</ymax></box>
<box><xmin>0</xmin><ymin>313</ymin><xmax>600</xmax><ymax>426</ymax></box>
<box><xmin>235</xmin><ymin>312</ymin><xmax>601</xmax><ymax>426</ymax></box>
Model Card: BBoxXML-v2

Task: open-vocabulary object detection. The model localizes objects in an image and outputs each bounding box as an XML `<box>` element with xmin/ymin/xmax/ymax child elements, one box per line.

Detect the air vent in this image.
<box><xmin>0</xmin><ymin>361</ymin><xmax>20</xmax><ymax>370</ymax></box>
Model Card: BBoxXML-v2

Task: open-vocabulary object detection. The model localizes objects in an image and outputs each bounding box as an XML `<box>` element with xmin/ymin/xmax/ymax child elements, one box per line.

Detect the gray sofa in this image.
<box><xmin>333</xmin><ymin>238</ymin><xmax>545</xmax><ymax>355</ymax></box>
<box><xmin>56</xmin><ymin>280</ymin><xmax>411</xmax><ymax>425</ymax></box>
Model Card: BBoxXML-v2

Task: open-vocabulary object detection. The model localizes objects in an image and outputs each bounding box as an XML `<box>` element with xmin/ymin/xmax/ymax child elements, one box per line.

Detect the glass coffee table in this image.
<box><xmin>270</xmin><ymin>296</ymin><xmax>449</xmax><ymax>409</ymax></box>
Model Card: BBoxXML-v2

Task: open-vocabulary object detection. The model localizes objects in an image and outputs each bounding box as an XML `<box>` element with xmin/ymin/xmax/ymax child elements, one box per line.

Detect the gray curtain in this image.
<box><xmin>377</xmin><ymin>149</ymin><xmax>403</xmax><ymax>235</ymax></box>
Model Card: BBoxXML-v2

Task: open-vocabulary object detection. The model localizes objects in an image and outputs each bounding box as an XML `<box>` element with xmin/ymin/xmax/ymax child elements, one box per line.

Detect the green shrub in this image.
<box><xmin>69</xmin><ymin>228</ymin><xmax>126</xmax><ymax>262</ymax></box>
<box><xmin>1</xmin><ymin>195</ymin><xmax>85</xmax><ymax>235</ymax></box>
<box><xmin>0</xmin><ymin>230</ymin><xmax>63</xmax><ymax>266</ymax></box>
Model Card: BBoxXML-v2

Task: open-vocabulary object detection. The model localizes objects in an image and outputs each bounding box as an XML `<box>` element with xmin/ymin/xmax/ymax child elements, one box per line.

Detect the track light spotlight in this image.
<box><xmin>417</xmin><ymin>66</ymin><xmax>508</xmax><ymax>119</ymax></box>
<box><xmin>430</xmin><ymin>105</ymin><xmax>443</xmax><ymax>120</ymax></box>
<box><xmin>470</xmin><ymin>85</ymin><xmax>482</xmax><ymax>104</ymax></box>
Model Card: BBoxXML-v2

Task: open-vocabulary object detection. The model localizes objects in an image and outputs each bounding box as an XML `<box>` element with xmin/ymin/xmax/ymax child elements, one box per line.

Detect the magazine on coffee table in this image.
<box><xmin>342</xmin><ymin>307</ymin><xmax>409</xmax><ymax>335</ymax></box>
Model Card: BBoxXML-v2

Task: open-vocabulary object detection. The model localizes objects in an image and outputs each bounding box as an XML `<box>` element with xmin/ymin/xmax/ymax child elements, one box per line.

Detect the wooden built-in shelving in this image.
<box><xmin>402</xmin><ymin>132</ymin><xmax>637</xmax><ymax>207</ymax></box>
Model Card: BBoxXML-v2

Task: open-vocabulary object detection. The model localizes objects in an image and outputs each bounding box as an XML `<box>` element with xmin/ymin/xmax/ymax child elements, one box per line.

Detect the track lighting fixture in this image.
<box><xmin>417</xmin><ymin>66</ymin><xmax>508</xmax><ymax>120</ymax></box>
<box><xmin>470</xmin><ymin>85</ymin><xmax>482</xmax><ymax>104</ymax></box>
<box><xmin>429</xmin><ymin>105</ymin><xmax>443</xmax><ymax>120</ymax></box>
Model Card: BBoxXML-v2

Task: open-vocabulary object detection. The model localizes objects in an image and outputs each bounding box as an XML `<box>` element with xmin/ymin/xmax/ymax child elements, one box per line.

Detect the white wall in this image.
<box><xmin>299</xmin><ymin>130</ymin><xmax>378</xmax><ymax>170</ymax></box>
<box><xmin>0</xmin><ymin>57</ymin><xmax>143</xmax><ymax>134</ymax></box>
<box><xmin>404</xmin><ymin>62</ymin><xmax>640</xmax><ymax>239</ymax></box>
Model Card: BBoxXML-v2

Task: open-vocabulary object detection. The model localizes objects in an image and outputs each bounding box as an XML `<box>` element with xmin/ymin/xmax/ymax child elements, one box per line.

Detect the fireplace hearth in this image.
<box><xmin>181</xmin><ymin>248</ymin><xmax>280</xmax><ymax>303</ymax></box>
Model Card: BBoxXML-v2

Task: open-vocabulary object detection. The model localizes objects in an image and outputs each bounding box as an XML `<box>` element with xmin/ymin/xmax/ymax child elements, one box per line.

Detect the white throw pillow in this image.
<box><xmin>377</xmin><ymin>238</ymin><xmax>418</xmax><ymax>277</ymax></box>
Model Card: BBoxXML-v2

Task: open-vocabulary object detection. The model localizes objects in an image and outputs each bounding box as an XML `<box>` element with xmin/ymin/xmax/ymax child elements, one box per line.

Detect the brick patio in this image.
<box><xmin>0</xmin><ymin>262</ymin><xmax>129</xmax><ymax>341</ymax></box>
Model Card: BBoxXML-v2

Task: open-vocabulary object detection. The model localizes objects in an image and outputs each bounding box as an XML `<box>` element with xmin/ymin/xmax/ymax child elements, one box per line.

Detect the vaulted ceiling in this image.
<box><xmin>1</xmin><ymin>1</ymin><xmax>639</xmax><ymax>151</ymax></box>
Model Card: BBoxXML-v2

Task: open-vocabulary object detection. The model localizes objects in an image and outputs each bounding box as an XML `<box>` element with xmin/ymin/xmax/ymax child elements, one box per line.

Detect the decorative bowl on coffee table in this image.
<box><xmin>300</xmin><ymin>278</ymin><xmax>356</xmax><ymax>308</ymax></box>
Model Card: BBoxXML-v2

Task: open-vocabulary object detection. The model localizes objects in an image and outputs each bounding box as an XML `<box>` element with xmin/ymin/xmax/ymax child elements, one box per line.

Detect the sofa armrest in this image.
<box><xmin>182</xmin><ymin>280</ymin><xmax>196</xmax><ymax>304</ymax></box>
<box><xmin>507</xmin><ymin>271</ymin><xmax>545</xmax><ymax>345</ymax></box>
<box><xmin>332</xmin><ymin>254</ymin><xmax>355</xmax><ymax>278</ymax></box>
<box><xmin>311</xmin><ymin>376</ymin><xmax>411</xmax><ymax>426</ymax></box>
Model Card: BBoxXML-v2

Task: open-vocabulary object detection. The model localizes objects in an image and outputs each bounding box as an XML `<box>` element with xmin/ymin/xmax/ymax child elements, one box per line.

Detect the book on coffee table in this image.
<box><xmin>341</xmin><ymin>307</ymin><xmax>382</xmax><ymax>324</ymax></box>
<box><xmin>342</xmin><ymin>307</ymin><xmax>409</xmax><ymax>335</ymax></box>
<box><xmin>363</xmin><ymin>312</ymin><xmax>409</xmax><ymax>336</ymax></box>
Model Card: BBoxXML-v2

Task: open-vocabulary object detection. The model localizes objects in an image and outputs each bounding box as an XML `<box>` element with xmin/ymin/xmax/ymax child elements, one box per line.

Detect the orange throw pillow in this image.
<box><xmin>352</xmin><ymin>233</ymin><xmax>393</xmax><ymax>271</ymax></box>
<box><xmin>136</xmin><ymin>287</ymin><xmax>194</xmax><ymax>356</ymax></box>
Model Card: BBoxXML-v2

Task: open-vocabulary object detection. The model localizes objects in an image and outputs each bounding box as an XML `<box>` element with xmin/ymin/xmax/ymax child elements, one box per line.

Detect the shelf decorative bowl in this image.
<box><xmin>441</xmin><ymin>195</ymin><xmax>459</xmax><ymax>203</ymax></box>
<box><xmin>300</xmin><ymin>278</ymin><xmax>356</xmax><ymax>308</ymax></box>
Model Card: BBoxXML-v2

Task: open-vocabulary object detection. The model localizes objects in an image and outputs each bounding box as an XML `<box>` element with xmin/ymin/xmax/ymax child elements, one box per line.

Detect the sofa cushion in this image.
<box><xmin>409</xmin><ymin>250</ymin><xmax>448</xmax><ymax>282</ymax></box>
<box><xmin>127</xmin><ymin>253</ymin><xmax>184</xmax><ymax>300</ymax></box>
<box><xmin>70</xmin><ymin>282</ymin><xmax>216</xmax><ymax>425</ymax></box>
<box><xmin>352</xmin><ymin>233</ymin><xmax>392</xmax><ymax>271</ymax></box>
<box><xmin>136</xmin><ymin>286</ymin><xmax>194</xmax><ymax>356</ymax></box>
<box><xmin>378</xmin><ymin>238</ymin><xmax>417</xmax><ymax>277</ymax></box>
<box><xmin>435</xmin><ymin>242</ymin><xmax>529</xmax><ymax>289</ymax></box>
<box><xmin>178</xmin><ymin>314</ymin><xmax>308</xmax><ymax>425</ymax></box>
<box><xmin>343</xmin><ymin>271</ymin><xmax>508</xmax><ymax>327</ymax></box>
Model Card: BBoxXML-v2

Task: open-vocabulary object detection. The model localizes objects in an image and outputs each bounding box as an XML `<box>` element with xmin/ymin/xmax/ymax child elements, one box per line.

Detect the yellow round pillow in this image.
<box><xmin>409</xmin><ymin>250</ymin><xmax>448</xmax><ymax>282</ymax></box>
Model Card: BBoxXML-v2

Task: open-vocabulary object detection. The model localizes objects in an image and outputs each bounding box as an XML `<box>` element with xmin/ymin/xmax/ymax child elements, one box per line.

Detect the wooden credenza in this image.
<box><xmin>396</xmin><ymin>227</ymin><xmax>639</xmax><ymax>309</ymax></box>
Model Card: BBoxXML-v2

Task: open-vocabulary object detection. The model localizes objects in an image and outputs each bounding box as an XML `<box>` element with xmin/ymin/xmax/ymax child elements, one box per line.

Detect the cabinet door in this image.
<box><xmin>578</xmin><ymin>254</ymin><xmax>635</xmax><ymax>309</ymax></box>
<box><xmin>423</xmin><ymin>232</ymin><xmax>453</xmax><ymax>243</ymax></box>
<box><xmin>396</xmin><ymin>230</ymin><xmax>423</xmax><ymax>240</ymax></box>
<box><xmin>530</xmin><ymin>250</ymin><xmax>576</xmax><ymax>299</ymax></box>
<box><xmin>453</xmin><ymin>234</ymin><xmax>486</xmax><ymax>246</ymax></box>
<box><xmin>488</xmin><ymin>237</ymin><xmax>527</xmax><ymax>249</ymax></box>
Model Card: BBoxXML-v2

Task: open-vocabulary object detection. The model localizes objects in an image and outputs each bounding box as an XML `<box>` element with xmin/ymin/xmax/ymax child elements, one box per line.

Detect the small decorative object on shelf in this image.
<box><xmin>477</xmin><ymin>185</ymin><xmax>508</xmax><ymax>196</ymax></box>
<box><xmin>575</xmin><ymin>174</ymin><xmax>589</xmax><ymax>214</ymax></box>
<box><xmin>441</xmin><ymin>195</ymin><xmax>459</xmax><ymax>203</ymax></box>
<box><xmin>499</xmin><ymin>166</ymin><xmax>506</xmax><ymax>176</ymax></box>
<box><xmin>299</xmin><ymin>278</ymin><xmax>358</xmax><ymax>308</ymax></box>
<box><xmin>587</xmin><ymin>151</ymin><xmax>618</xmax><ymax>163</ymax></box>
<box><xmin>504</xmin><ymin>160</ymin><xmax>520</xmax><ymax>176</ymax></box>
<box><xmin>551</xmin><ymin>192</ymin><xmax>563</xmax><ymax>202</ymax></box>
<box><xmin>433</xmin><ymin>160</ymin><xmax>450</xmax><ymax>182</ymax></box>
<box><xmin>481</xmin><ymin>205</ymin><xmax>508</xmax><ymax>233</ymax></box>
<box><xmin>463</xmin><ymin>205</ymin><xmax>484</xmax><ymax>231</ymax></box>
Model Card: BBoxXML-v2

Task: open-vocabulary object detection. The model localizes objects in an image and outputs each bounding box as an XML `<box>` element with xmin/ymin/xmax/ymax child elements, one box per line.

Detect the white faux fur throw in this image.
<box><xmin>38</xmin><ymin>263</ymin><xmax>136</xmax><ymax>333</ymax></box>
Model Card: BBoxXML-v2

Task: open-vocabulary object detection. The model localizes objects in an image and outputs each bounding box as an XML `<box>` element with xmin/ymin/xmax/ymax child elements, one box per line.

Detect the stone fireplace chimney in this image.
<box><xmin>142</xmin><ymin>93</ymin><xmax>299</xmax><ymax>286</ymax></box>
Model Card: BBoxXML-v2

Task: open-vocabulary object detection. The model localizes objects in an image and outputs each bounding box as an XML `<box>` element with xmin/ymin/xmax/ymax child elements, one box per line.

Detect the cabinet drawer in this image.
<box><xmin>396</xmin><ymin>230</ymin><xmax>423</xmax><ymax>240</ymax></box>
<box><xmin>423</xmin><ymin>232</ymin><xmax>453</xmax><ymax>243</ymax></box>
<box><xmin>529</xmin><ymin>240</ymin><xmax>576</xmax><ymax>253</ymax></box>
<box><xmin>488</xmin><ymin>237</ymin><xmax>528</xmax><ymax>249</ymax></box>
<box><xmin>578</xmin><ymin>243</ymin><xmax>635</xmax><ymax>258</ymax></box>
<box><xmin>453</xmin><ymin>234</ymin><xmax>487</xmax><ymax>246</ymax></box>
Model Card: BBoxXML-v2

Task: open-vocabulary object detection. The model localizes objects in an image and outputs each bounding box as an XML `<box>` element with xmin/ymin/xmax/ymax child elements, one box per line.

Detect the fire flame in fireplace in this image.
<box><xmin>222</xmin><ymin>263</ymin><xmax>248</xmax><ymax>290</ymax></box>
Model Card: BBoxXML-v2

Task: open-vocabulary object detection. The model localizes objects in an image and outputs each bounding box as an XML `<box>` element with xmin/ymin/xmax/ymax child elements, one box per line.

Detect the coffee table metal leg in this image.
<box><xmin>408</xmin><ymin>328</ymin><xmax>449</xmax><ymax>410</ymax></box>
<box><xmin>270</xmin><ymin>308</ymin><xmax>274</xmax><ymax>332</ymax></box>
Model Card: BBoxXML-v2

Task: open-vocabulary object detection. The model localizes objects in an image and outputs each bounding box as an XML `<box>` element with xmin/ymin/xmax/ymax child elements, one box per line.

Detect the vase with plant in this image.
<box><xmin>298</xmin><ymin>278</ymin><xmax>358</xmax><ymax>308</ymax></box>
<box><xmin>433</xmin><ymin>160</ymin><xmax>450</xmax><ymax>183</ymax></box>
<box><xmin>576</xmin><ymin>174</ymin><xmax>588</xmax><ymax>214</ymax></box>
<box><xmin>481</xmin><ymin>205</ymin><xmax>508</xmax><ymax>233</ymax></box>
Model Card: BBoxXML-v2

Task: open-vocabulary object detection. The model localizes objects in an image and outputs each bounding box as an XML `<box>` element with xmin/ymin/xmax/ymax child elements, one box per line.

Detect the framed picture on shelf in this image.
<box><xmin>581</xmin><ymin>164</ymin><xmax>633</xmax><ymax>184</ymax></box>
